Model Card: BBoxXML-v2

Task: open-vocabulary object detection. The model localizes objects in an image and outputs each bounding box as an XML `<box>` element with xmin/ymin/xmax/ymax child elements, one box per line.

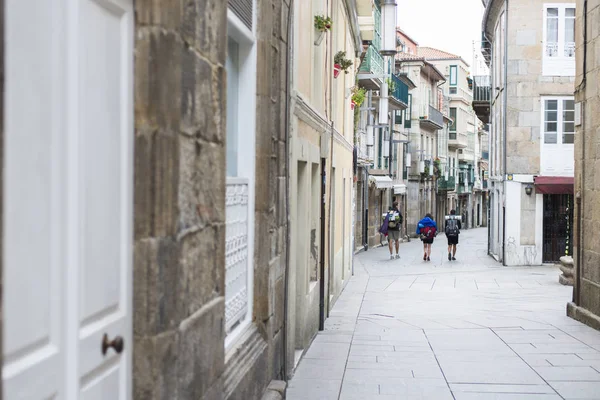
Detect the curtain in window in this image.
<box><xmin>565</xmin><ymin>8</ymin><xmax>575</xmax><ymax>57</ymax></box>
<box><xmin>546</xmin><ymin>8</ymin><xmax>559</xmax><ymax>57</ymax></box>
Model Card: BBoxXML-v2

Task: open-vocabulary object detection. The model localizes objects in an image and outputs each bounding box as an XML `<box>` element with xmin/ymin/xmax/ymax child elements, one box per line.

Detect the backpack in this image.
<box><xmin>446</xmin><ymin>217</ymin><xmax>459</xmax><ymax>237</ymax></box>
<box><xmin>387</xmin><ymin>210</ymin><xmax>402</xmax><ymax>229</ymax></box>
<box><xmin>421</xmin><ymin>226</ymin><xmax>436</xmax><ymax>239</ymax></box>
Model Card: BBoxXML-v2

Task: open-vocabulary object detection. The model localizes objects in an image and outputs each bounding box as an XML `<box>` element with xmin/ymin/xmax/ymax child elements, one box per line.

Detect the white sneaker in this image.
<box><xmin>395</xmin><ymin>254</ymin><xmax>400</xmax><ymax>259</ymax></box>
<box><xmin>390</xmin><ymin>255</ymin><xmax>394</xmax><ymax>260</ymax></box>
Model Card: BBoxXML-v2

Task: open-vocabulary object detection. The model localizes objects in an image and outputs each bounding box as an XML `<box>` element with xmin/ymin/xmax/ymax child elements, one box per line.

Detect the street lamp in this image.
<box><xmin>380</xmin><ymin>0</ymin><xmax>398</xmax><ymax>56</ymax></box>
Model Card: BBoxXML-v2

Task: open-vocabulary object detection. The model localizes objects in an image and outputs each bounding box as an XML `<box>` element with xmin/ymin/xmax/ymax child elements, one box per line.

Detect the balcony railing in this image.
<box><xmin>390</xmin><ymin>74</ymin><xmax>409</xmax><ymax>107</ymax></box>
<box><xmin>225</xmin><ymin>178</ymin><xmax>250</xmax><ymax>335</ymax></box>
<box><xmin>437</xmin><ymin>176</ymin><xmax>456</xmax><ymax>192</ymax></box>
<box><xmin>358</xmin><ymin>45</ymin><xmax>384</xmax><ymax>76</ymax></box>
<box><xmin>419</xmin><ymin>104</ymin><xmax>444</xmax><ymax>130</ymax></box>
<box><xmin>473</xmin><ymin>75</ymin><xmax>491</xmax><ymax>103</ymax></box>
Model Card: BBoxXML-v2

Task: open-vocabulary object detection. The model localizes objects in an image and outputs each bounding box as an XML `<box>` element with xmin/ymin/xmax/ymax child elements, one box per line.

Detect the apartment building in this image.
<box><xmin>475</xmin><ymin>0</ymin><xmax>576</xmax><ymax>265</ymax></box>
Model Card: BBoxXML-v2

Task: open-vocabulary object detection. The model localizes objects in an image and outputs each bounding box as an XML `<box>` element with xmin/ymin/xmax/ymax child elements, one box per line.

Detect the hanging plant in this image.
<box><xmin>334</xmin><ymin>51</ymin><xmax>353</xmax><ymax>78</ymax></box>
<box><xmin>433</xmin><ymin>157</ymin><xmax>442</xmax><ymax>178</ymax></box>
<box><xmin>314</xmin><ymin>15</ymin><xmax>332</xmax><ymax>46</ymax></box>
<box><xmin>314</xmin><ymin>15</ymin><xmax>332</xmax><ymax>32</ymax></box>
<box><xmin>351</xmin><ymin>87</ymin><xmax>367</xmax><ymax>110</ymax></box>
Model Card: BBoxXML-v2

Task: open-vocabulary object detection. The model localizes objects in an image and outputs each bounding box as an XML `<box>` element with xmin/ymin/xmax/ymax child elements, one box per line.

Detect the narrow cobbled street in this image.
<box><xmin>287</xmin><ymin>228</ymin><xmax>600</xmax><ymax>400</ymax></box>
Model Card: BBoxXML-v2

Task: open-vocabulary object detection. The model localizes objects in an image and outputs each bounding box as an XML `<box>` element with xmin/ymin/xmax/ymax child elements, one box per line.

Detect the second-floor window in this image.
<box><xmin>543</xmin><ymin>97</ymin><xmax>575</xmax><ymax>145</ymax></box>
<box><xmin>405</xmin><ymin>94</ymin><xmax>412</xmax><ymax>128</ymax></box>
<box><xmin>544</xmin><ymin>5</ymin><xmax>575</xmax><ymax>58</ymax></box>
<box><xmin>449</xmin><ymin>107</ymin><xmax>457</xmax><ymax>137</ymax></box>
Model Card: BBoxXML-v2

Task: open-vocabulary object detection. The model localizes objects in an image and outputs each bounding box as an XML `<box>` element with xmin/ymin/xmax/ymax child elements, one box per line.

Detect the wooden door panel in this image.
<box><xmin>77</xmin><ymin>0</ymin><xmax>133</xmax><ymax>398</ymax></box>
<box><xmin>3</xmin><ymin>0</ymin><xmax>67</xmax><ymax>398</ymax></box>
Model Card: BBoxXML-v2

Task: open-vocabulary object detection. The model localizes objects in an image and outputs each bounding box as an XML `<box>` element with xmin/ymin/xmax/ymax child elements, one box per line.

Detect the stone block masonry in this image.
<box><xmin>132</xmin><ymin>0</ymin><xmax>290</xmax><ymax>399</ymax></box>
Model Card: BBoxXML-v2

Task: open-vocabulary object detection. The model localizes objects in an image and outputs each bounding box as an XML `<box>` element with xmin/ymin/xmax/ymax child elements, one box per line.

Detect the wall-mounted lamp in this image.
<box><xmin>525</xmin><ymin>184</ymin><xmax>533</xmax><ymax>196</ymax></box>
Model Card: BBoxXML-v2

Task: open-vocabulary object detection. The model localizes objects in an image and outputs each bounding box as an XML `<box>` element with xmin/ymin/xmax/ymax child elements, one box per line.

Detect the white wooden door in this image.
<box><xmin>3</xmin><ymin>0</ymin><xmax>134</xmax><ymax>399</ymax></box>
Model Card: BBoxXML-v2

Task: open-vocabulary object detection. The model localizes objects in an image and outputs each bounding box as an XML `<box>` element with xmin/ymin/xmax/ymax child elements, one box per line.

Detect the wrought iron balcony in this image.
<box><xmin>419</xmin><ymin>104</ymin><xmax>444</xmax><ymax>130</ymax></box>
<box><xmin>472</xmin><ymin>75</ymin><xmax>491</xmax><ymax>123</ymax></box>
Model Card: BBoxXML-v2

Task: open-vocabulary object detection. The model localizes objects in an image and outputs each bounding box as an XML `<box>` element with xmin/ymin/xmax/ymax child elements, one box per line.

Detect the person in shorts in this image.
<box><xmin>445</xmin><ymin>209</ymin><xmax>462</xmax><ymax>261</ymax></box>
<box><xmin>416</xmin><ymin>213</ymin><xmax>437</xmax><ymax>261</ymax></box>
<box><xmin>386</xmin><ymin>202</ymin><xmax>403</xmax><ymax>259</ymax></box>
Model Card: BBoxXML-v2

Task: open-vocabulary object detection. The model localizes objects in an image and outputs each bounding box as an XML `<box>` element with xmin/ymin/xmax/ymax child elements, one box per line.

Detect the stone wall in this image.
<box><xmin>133</xmin><ymin>0</ymin><xmax>228</xmax><ymax>398</ymax></box>
<box><xmin>133</xmin><ymin>0</ymin><xmax>290</xmax><ymax>399</ymax></box>
<box><xmin>569</xmin><ymin>0</ymin><xmax>600</xmax><ymax>327</ymax></box>
<box><xmin>251</xmin><ymin>0</ymin><xmax>290</xmax><ymax>388</ymax></box>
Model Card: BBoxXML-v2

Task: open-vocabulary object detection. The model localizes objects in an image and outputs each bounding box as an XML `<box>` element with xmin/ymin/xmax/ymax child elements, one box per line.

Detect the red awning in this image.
<box><xmin>534</xmin><ymin>176</ymin><xmax>574</xmax><ymax>194</ymax></box>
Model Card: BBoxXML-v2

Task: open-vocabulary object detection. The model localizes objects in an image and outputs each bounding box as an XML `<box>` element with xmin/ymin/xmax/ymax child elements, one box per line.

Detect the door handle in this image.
<box><xmin>102</xmin><ymin>333</ymin><xmax>124</xmax><ymax>355</ymax></box>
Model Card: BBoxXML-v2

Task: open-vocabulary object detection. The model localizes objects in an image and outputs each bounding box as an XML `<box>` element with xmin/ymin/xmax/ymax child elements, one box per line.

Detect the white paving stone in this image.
<box><xmin>287</xmin><ymin>229</ymin><xmax>600</xmax><ymax>400</ymax></box>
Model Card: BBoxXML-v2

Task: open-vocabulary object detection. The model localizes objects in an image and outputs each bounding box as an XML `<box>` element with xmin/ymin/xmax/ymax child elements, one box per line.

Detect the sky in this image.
<box><xmin>397</xmin><ymin>0</ymin><xmax>490</xmax><ymax>74</ymax></box>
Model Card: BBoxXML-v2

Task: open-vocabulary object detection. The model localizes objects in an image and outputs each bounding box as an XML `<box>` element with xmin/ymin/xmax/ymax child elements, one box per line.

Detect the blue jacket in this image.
<box><xmin>416</xmin><ymin>217</ymin><xmax>437</xmax><ymax>235</ymax></box>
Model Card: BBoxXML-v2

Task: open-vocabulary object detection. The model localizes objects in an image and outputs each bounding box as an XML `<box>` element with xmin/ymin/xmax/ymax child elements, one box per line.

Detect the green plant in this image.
<box><xmin>334</xmin><ymin>51</ymin><xmax>353</xmax><ymax>73</ymax></box>
<box><xmin>314</xmin><ymin>15</ymin><xmax>332</xmax><ymax>32</ymax></box>
<box><xmin>351</xmin><ymin>87</ymin><xmax>367</xmax><ymax>106</ymax></box>
<box><xmin>386</xmin><ymin>78</ymin><xmax>396</xmax><ymax>92</ymax></box>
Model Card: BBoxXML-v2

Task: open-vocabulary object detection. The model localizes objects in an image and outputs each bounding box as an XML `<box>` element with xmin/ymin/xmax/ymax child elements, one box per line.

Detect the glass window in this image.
<box><xmin>565</xmin><ymin>8</ymin><xmax>575</xmax><ymax>57</ymax></box>
<box><xmin>563</xmin><ymin>99</ymin><xmax>575</xmax><ymax>144</ymax></box>
<box><xmin>543</xmin><ymin>98</ymin><xmax>575</xmax><ymax>145</ymax></box>
<box><xmin>405</xmin><ymin>94</ymin><xmax>412</xmax><ymax>128</ymax></box>
<box><xmin>449</xmin><ymin>108</ymin><xmax>457</xmax><ymax>133</ymax></box>
<box><xmin>226</xmin><ymin>38</ymin><xmax>240</xmax><ymax>176</ymax></box>
<box><xmin>546</xmin><ymin>8</ymin><xmax>559</xmax><ymax>57</ymax></box>
<box><xmin>449</xmin><ymin>65</ymin><xmax>457</xmax><ymax>86</ymax></box>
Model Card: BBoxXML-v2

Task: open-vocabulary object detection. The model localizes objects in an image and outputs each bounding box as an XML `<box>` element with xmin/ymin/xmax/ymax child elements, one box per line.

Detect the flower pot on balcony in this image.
<box><xmin>333</xmin><ymin>64</ymin><xmax>342</xmax><ymax>78</ymax></box>
<box><xmin>350</xmin><ymin>101</ymin><xmax>356</xmax><ymax>110</ymax></box>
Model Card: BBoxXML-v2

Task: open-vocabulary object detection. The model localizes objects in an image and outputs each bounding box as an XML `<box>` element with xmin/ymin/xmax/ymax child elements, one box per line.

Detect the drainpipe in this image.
<box><xmin>319</xmin><ymin>154</ymin><xmax>327</xmax><ymax>331</ymax></box>
<box><xmin>502</xmin><ymin>1</ymin><xmax>508</xmax><ymax>266</ymax></box>
<box><xmin>282</xmin><ymin>0</ymin><xmax>295</xmax><ymax>380</ymax></box>
<box><xmin>575</xmin><ymin>0</ymin><xmax>588</xmax><ymax>305</ymax></box>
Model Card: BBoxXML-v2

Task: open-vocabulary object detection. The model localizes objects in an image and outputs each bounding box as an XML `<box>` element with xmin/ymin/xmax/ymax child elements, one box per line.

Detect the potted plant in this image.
<box><xmin>350</xmin><ymin>87</ymin><xmax>366</xmax><ymax>110</ymax></box>
<box><xmin>314</xmin><ymin>15</ymin><xmax>332</xmax><ymax>45</ymax></box>
<box><xmin>333</xmin><ymin>51</ymin><xmax>353</xmax><ymax>78</ymax></box>
<box><xmin>466</xmin><ymin>74</ymin><xmax>473</xmax><ymax>90</ymax></box>
<box><xmin>433</xmin><ymin>157</ymin><xmax>442</xmax><ymax>178</ymax></box>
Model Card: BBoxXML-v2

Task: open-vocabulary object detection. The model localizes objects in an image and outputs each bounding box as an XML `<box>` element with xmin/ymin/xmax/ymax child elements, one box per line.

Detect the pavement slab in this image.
<box><xmin>287</xmin><ymin>228</ymin><xmax>600</xmax><ymax>400</ymax></box>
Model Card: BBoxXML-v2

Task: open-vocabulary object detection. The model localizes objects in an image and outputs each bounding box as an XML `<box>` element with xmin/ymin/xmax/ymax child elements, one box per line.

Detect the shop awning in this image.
<box><xmin>534</xmin><ymin>176</ymin><xmax>574</xmax><ymax>194</ymax></box>
<box><xmin>393</xmin><ymin>184</ymin><xmax>407</xmax><ymax>194</ymax></box>
<box><xmin>369</xmin><ymin>175</ymin><xmax>393</xmax><ymax>189</ymax></box>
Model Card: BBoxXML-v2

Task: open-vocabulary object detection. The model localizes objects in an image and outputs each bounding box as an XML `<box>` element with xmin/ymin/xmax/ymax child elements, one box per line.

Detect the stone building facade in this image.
<box><xmin>567</xmin><ymin>0</ymin><xmax>600</xmax><ymax>329</ymax></box>
<box><xmin>287</xmin><ymin>0</ymin><xmax>361</xmax><ymax>372</ymax></box>
<box><xmin>134</xmin><ymin>0</ymin><xmax>290</xmax><ymax>399</ymax></box>
<box><xmin>478</xmin><ymin>0</ymin><xmax>576</xmax><ymax>265</ymax></box>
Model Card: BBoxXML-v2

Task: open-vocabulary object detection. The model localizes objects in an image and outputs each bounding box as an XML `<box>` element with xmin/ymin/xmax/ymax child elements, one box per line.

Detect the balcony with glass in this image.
<box><xmin>419</xmin><ymin>104</ymin><xmax>444</xmax><ymax>130</ymax></box>
<box><xmin>388</xmin><ymin>74</ymin><xmax>409</xmax><ymax>110</ymax></box>
<box><xmin>357</xmin><ymin>3</ymin><xmax>383</xmax><ymax>89</ymax></box>
<box><xmin>472</xmin><ymin>75</ymin><xmax>491</xmax><ymax>123</ymax></box>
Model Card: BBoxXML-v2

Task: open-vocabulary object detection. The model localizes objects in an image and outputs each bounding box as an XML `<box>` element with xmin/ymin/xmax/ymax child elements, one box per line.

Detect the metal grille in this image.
<box><xmin>543</xmin><ymin>194</ymin><xmax>573</xmax><ymax>263</ymax></box>
<box><xmin>229</xmin><ymin>0</ymin><xmax>253</xmax><ymax>30</ymax></box>
<box><xmin>225</xmin><ymin>178</ymin><xmax>249</xmax><ymax>334</ymax></box>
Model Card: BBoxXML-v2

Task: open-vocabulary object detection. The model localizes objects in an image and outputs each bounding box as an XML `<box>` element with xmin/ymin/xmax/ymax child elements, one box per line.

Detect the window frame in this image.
<box><xmin>449</xmin><ymin>65</ymin><xmax>457</xmax><ymax>86</ymax></box>
<box><xmin>541</xmin><ymin>95</ymin><xmax>575</xmax><ymax>145</ymax></box>
<box><xmin>449</xmin><ymin>107</ymin><xmax>457</xmax><ymax>136</ymax></box>
<box><xmin>225</xmin><ymin>3</ymin><xmax>258</xmax><ymax>350</ymax></box>
<box><xmin>542</xmin><ymin>3</ymin><xmax>576</xmax><ymax>76</ymax></box>
<box><xmin>405</xmin><ymin>94</ymin><xmax>412</xmax><ymax>128</ymax></box>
